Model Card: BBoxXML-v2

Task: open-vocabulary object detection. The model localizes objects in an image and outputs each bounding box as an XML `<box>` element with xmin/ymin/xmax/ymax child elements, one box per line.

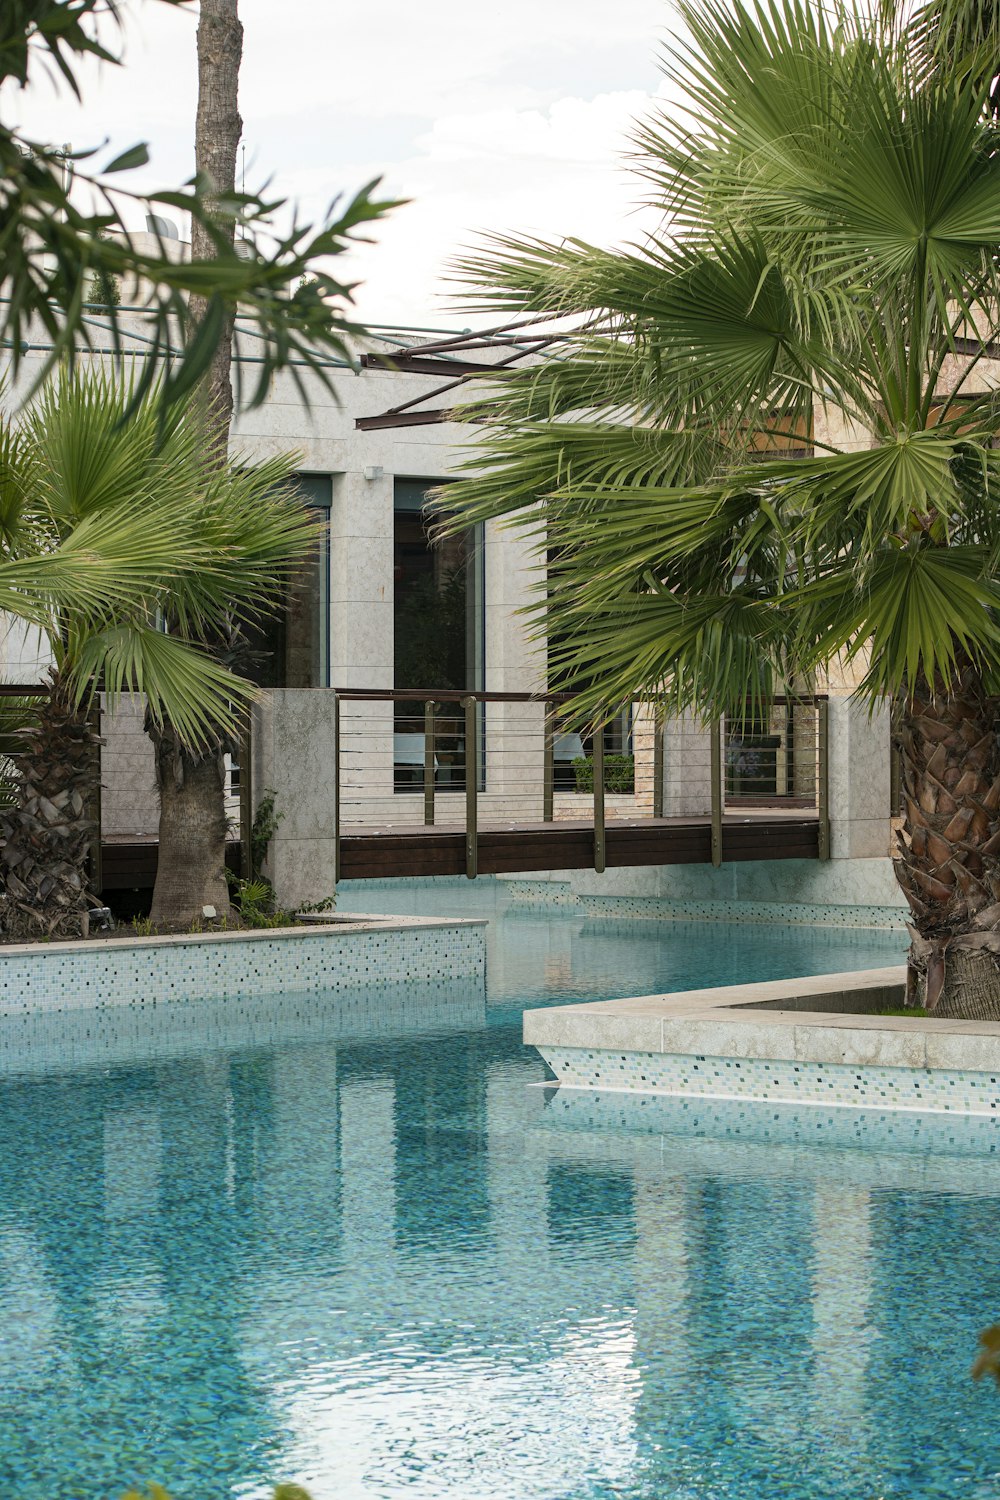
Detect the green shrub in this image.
<box><xmin>572</xmin><ymin>753</ymin><xmax>635</xmax><ymax>795</ymax></box>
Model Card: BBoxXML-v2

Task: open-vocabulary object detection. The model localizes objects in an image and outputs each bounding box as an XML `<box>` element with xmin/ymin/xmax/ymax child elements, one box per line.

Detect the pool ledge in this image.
<box><xmin>0</xmin><ymin>915</ymin><xmax>487</xmax><ymax>1015</ymax></box>
<box><xmin>525</xmin><ymin>966</ymin><xmax>1000</xmax><ymax>1116</ymax></box>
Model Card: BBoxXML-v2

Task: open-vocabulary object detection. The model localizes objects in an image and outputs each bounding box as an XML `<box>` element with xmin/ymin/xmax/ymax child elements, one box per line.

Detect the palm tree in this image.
<box><xmin>0</xmin><ymin>372</ymin><xmax>316</xmax><ymax>937</ymax></box>
<box><xmin>441</xmin><ymin>0</ymin><xmax>1000</xmax><ymax>1017</ymax></box>
<box><xmin>146</xmin><ymin>456</ymin><xmax>324</xmax><ymax>929</ymax></box>
<box><xmin>143</xmin><ymin>0</ymin><xmax>254</xmax><ymax>931</ymax></box>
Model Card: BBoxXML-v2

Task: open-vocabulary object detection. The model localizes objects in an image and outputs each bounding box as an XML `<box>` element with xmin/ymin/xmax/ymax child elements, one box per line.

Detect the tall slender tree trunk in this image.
<box><xmin>894</xmin><ymin>663</ymin><xmax>1000</xmax><ymax>1017</ymax></box>
<box><xmin>149</xmin><ymin>0</ymin><xmax>243</xmax><ymax>929</ymax></box>
<box><xmin>188</xmin><ymin>0</ymin><xmax>243</xmax><ymax>451</ymax></box>
<box><xmin>0</xmin><ymin>669</ymin><xmax>101</xmax><ymax>938</ymax></box>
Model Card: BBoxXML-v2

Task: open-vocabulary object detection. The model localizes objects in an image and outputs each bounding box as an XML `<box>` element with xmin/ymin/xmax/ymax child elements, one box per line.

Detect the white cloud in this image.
<box><xmin>334</xmin><ymin>90</ymin><xmax>664</xmax><ymax>325</ymax></box>
<box><xmin>3</xmin><ymin>0</ymin><xmax>678</xmax><ymax>324</ymax></box>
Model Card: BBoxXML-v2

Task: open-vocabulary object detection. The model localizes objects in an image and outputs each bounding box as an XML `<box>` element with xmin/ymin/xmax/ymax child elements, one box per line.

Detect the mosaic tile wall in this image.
<box><xmin>0</xmin><ymin>922</ymin><xmax>486</xmax><ymax>1018</ymax></box>
<box><xmin>539</xmin><ymin>1044</ymin><xmax>1000</xmax><ymax>1116</ymax></box>
<box><xmin>501</xmin><ymin>883</ymin><xmax>906</xmax><ymax>929</ymax></box>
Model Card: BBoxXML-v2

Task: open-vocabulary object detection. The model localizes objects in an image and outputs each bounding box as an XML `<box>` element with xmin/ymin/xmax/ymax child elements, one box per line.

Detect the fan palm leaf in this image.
<box><xmin>0</xmin><ymin>371</ymin><xmax>317</xmax><ymax>935</ymax></box>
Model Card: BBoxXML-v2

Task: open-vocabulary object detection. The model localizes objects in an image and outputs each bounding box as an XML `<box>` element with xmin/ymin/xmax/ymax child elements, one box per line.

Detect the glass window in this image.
<box><xmin>393</xmin><ymin>479</ymin><xmax>483</xmax><ymax>789</ymax></box>
<box><xmin>242</xmin><ymin>473</ymin><xmax>330</xmax><ymax>689</ymax></box>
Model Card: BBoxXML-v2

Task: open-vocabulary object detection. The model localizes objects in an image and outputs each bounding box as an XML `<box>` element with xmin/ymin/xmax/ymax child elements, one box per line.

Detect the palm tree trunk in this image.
<box><xmin>894</xmin><ymin>663</ymin><xmax>1000</xmax><ymax>1016</ymax></box>
<box><xmin>0</xmin><ymin>669</ymin><xmax>100</xmax><ymax>939</ymax></box>
<box><xmin>149</xmin><ymin>0</ymin><xmax>243</xmax><ymax>929</ymax></box>
<box><xmin>189</xmin><ymin>0</ymin><xmax>243</xmax><ymax>452</ymax></box>
<box><xmin>148</xmin><ymin>722</ymin><xmax>232</xmax><ymax>928</ymax></box>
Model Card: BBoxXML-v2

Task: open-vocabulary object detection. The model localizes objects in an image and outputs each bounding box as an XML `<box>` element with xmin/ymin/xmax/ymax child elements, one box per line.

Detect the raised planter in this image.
<box><xmin>525</xmin><ymin>966</ymin><xmax>1000</xmax><ymax>1117</ymax></box>
<box><xmin>0</xmin><ymin>915</ymin><xmax>486</xmax><ymax>1015</ymax></box>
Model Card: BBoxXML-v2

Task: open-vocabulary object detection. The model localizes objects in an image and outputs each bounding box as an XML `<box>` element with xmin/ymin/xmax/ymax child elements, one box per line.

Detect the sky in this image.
<box><xmin>5</xmin><ymin>0</ymin><xmax>676</xmax><ymax>327</ymax></box>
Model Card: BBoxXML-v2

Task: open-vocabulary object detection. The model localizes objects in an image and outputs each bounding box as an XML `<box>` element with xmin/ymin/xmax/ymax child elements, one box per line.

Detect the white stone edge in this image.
<box><xmin>523</xmin><ymin>964</ymin><xmax>1000</xmax><ymax>1073</ymax></box>
<box><xmin>0</xmin><ymin>913</ymin><xmax>488</xmax><ymax>962</ymax></box>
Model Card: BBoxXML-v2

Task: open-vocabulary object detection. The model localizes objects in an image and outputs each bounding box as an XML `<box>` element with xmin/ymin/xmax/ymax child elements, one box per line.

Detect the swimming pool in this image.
<box><xmin>3</xmin><ymin>897</ymin><xmax>998</xmax><ymax>1499</ymax></box>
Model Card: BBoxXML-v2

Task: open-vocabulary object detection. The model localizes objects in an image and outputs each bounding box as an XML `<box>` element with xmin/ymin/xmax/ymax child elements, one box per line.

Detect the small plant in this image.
<box><xmin>232</xmin><ymin>876</ymin><xmax>287</xmax><ymax>928</ymax></box>
<box><xmin>131</xmin><ymin>915</ymin><xmax>154</xmax><ymax>937</ymax></box>
<box><xmin>250</xmin><ymin>788</ymin><xmax>283</xmax><ymax>880</ymax></box>
<box><xmin>296</xmin><ymin>894</ymin><xmax>337</xmax><ymax>917</ymax></box>
<box><xmin>572</xmin><ymin>753</ymin><xmax>635</xmax><ymax>795</ymax></box>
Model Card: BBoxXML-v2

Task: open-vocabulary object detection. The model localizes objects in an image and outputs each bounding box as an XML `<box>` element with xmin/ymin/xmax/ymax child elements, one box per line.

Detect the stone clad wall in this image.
<box><xmin>252</xmin><ymin>688</ymin><xmax>339</xmax><ymax>908</ymax></box>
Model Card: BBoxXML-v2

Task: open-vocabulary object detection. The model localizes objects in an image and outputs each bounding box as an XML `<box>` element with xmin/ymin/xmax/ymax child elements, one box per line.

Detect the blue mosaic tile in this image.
<box><xmin>540</xmin><ymin>1045</ymin><xmax>1000</xmax><ymax>1116</ymax></box>
<box><xmin>0</xmin><ymin>921</ymin><xmax>486</xmax><ymax>1018</ymax></box>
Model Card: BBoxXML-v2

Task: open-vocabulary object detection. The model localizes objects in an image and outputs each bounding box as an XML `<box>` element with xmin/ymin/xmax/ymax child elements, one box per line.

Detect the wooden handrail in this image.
<box><xmin>334</xmin><ymin>687</ymin><xmax>829</xmax><ymax>707</ymax></box>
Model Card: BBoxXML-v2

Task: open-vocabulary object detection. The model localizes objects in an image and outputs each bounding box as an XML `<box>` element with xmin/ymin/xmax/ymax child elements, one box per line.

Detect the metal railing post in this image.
<box><xmin>817</xmin><ymin>697</ymin><xmax>830</xmax><ymax>861</ymax></box>
<box><xmin>543</xmin><ymin>702</ymin><xmax>555</xmax><ymax>823</ymax></box>
<box><xmin>333</xmin><ymin>692</ymin><xmax>341</xmax><ymax>884</ymax></box>
<box><xmin>710</xmin><ymin>717</ymin><xmax>723</xmax><ymax>868</ymax></box>
<box><xmin>423</xmin><ymin>699</ymin><xmax>436</xmax><ymax>826</ymax></box>
<box><xmin>464</xmin><ymin>695</ymin><xmax>478</xmax><ymax>879</ymax></box>
<box><xmin>652</xmin><ymin>707</ymin><xmax>664</xmax><ymax>820</ymax></box>
<box><xmin>593</xmin><ymin>721</ymin><xmax>606</xmax><ymax>873</ymax></box>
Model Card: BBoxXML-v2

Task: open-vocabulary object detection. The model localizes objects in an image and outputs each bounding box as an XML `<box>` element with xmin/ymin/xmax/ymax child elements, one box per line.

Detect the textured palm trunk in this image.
<box><xmin>0</xmin><ymin>670</ymin><xmax>100</xmax><ymax>938</ymax></box>
<box><xmin>149</xmin><ymin>0</ymin><xmax>243</xmax><ymax>929</ymax></box>
<box><xmin>894</xmin><ymin>664</ymin><xmax>1000</xmax><ymax>1017</ymax></box>
<box><xmin>189</xmin><ymin>0</ymin><xmax>243</xmax><ymax>451</ymax></box>
<box><xmin>148</xmin><ymin>723</ymin><xmax>232</xmax><ymax>929</ymax></box>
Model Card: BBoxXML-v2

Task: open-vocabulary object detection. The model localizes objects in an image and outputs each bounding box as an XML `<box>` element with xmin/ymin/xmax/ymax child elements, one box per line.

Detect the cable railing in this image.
<box><xmin>333</xmin><ymin>689</ymin><xmax>830</xmax><ymax>879</ymax></box>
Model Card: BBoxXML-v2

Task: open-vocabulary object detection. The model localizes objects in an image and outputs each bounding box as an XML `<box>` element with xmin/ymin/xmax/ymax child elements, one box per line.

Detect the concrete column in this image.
<box><xmin>328</xmin><ymin>469</ymin><xmax>396</xmax><ymax>822</ymax></box>
<box><xmin>481</xmin><ymin>519</ymin><xmax>547</xmax><ymax>817</ymax></box>
<box><xmin>252</xmin><ymin>688</ymin><xmax>338</xmax><ymax>907</ymax></box>
<box><xmin>661</xmin><ymin>710</ymin><xmax>714</xmax><ymax>817</ymax></box>
<box><xmin>329</xmin><ymin>470</ymin><xmax>394</xmax><ymax>691</ymax></box>
<box><xmin>631</xmin><ymin>703</ymin><xmax>657</xmax><ymax>816</ymax></box>
<box><xmin>483</xmin><ymin>518</ymin><xmax>545</xmax><ymax>695</ymax></box>
<box><xmin>264</xmin><ymin>1050</ymin><xmax>341</xmax><ymax>1251</ymax></box>
<box><xmin>827</xmin><ymin>695</ymin><xmax>891</xmax><ymax>858</ymax></box>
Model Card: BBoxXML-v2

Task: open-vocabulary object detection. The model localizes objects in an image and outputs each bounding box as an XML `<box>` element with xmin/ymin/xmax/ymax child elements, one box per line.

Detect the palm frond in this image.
<box><xmin>443</xmin><ymin>0</ymin><xmax>1000</xmax><ymax>716</ymax></box>
<box><xmin>68</xmin><ymin>623</ymin><xmax>255</xmax><ymax>748</ymax></box>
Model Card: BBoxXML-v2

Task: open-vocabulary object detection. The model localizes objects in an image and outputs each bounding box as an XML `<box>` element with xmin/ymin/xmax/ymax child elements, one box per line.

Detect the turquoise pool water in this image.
<box><xmin>3</xmin><ymin>895</ymin><xmax>999</xmax><ymax>1499</ymax></box>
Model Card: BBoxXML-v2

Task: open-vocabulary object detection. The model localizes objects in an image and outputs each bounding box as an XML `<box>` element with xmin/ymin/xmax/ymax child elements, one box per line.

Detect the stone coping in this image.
<box><xmin>524</xmin><ymin>965</ymin><xmax>1000</xmax><ymax>1071</ymax></box>
<box><xmin>0</xmin><ymin>912</ymin><xmax>486</xmax><ymax>962</ymax></box>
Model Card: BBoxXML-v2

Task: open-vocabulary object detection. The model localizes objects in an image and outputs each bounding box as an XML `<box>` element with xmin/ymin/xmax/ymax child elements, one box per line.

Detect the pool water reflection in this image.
<box><xmin>2</xmin><ymin>903</ymin><xmax>997</xmax><ymax>1499</ymax></box>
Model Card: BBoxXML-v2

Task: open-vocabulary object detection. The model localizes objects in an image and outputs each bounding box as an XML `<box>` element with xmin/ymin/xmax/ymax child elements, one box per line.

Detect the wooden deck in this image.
<box><xmin>336</xmin><ymin>814</ymin><xmax>820</xmax><ymax>880</ymax></box>
<box><xmin>100</xmin><ymin>838</ymin><xmax>241</xmax><ymax>892</ymax></box>
<box><xmin>99</xmin><ymin>814</ymin><xmax>819</xmax><ymax>891</ymax></box>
